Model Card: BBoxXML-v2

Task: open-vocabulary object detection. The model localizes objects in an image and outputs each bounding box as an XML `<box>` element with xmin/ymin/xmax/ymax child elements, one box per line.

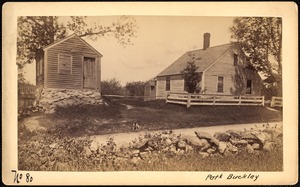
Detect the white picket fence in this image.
<box><xmin>270</xmin><ymin>96</ymin><xmax>283</xmax><ymax>107</ymax></box>
<box><xmin>166</xmin><ymin>92</ymin><xmax>265</xmax><ymax>108</ymax></box>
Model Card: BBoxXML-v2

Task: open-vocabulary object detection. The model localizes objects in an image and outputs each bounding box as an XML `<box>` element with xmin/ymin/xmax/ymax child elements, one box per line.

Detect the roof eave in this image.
<box><xmin>43</xmin><ymin>34</ymin><xmax>103</xmax><ymax>57</ymax></box>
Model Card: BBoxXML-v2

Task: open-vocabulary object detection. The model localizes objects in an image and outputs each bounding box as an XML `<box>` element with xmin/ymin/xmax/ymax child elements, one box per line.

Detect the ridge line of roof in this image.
<box><xmin>43</xmin><ymin>33</ymin><xmax>103</xmax><ymax>57</ymax></box>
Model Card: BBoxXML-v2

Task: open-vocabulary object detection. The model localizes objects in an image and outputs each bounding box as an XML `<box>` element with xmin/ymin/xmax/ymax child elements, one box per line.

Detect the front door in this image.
<box><xmin>83</xmin><ymin>57</ymin><xmax>96</xmax><ymax>89</ymax></box>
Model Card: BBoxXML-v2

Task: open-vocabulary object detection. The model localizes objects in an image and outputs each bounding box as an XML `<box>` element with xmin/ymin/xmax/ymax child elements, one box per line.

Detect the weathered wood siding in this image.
<box><xmin>204</xmin><ymin>48</ymin><xmax>262</xmax><ymax>95</ymax></box>
<box><xmin>44</xmin><ymin>36</ymin><xmax>101</xmax><ymax>90</ymax></box>
<box><xmin>96</xmin><ymin>57</ymin><xmax>101</xmax><ymax>91</ymax></box>
<box><xmin>36</xmin><ymin>52</ymin><xmax>44</xmax><ymax>87</ymax></box>
<box><xmin>156</xmin><ymin>75</ymin><xmax>186</xmax><ymax>98</ymax></box>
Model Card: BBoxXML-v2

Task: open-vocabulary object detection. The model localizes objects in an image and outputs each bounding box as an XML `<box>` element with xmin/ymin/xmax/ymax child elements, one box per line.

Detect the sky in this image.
<box><xmin>23</xmin><ymin>16</ymin><xmax>235</xmax><ymax>86</ymax></box>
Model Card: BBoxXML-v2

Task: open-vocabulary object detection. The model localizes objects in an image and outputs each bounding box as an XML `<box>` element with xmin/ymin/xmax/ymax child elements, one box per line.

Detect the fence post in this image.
<box><xmin>270</xmin><ymin>97</ymin><xmax>274</xmax><ymax>107</ymax></box>
<box><xmin>262</xmin><ymin>96</ymin><xmax>265</xmax><ymax>106</ymax></box>
<box><xmin>187</xmin><ymin>94</ymin><xmax>191</xmax><ymax>108</ymax></box>
<box><xmin>238</xmin><ymin>95</ymin><xmax>242</xmax><ymax>105</ymax></box>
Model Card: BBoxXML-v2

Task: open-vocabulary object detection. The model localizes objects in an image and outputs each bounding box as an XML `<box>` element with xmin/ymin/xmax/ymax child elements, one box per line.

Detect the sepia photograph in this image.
<box><xmin>2</xmin><ymin>2</ymin><xmax>298</xmax><ymax>185</ymax></box>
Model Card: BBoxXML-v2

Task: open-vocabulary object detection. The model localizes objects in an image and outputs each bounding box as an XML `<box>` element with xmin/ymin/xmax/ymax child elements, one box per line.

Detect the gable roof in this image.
<box><xmin>157</xmin><ymin>43</ymin><xmax>233</xmax><ymax>77</ymax></box>
<box><xmin>43</xmin><ymin>34</ymin><xmax>103</xmax><ymax>57</ymax></box>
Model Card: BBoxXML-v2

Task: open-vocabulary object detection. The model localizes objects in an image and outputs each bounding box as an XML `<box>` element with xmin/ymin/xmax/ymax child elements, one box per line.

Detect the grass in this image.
<box><xmin>123</xmin><ymin>149</ymin><xmax>283</xmax><ymax>171</ymax></box>
<box><xmin>34</xmin><ymin>98</ymin><xmax>282</xmax><ymax>137</ymax></box>
<box><xmin>18</xmin><ymin>98</ymin><xmax>283</xmax><ymax>171</ymax></box>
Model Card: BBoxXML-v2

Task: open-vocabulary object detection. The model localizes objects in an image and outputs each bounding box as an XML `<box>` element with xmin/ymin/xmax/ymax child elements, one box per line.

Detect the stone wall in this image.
<box><xmin>38</xmin><ymin>88</ymin><xmax>102</xmax><ymax>114</ymax></box>
<box><xmin>88</xmin><ymin>123</ymin><xmax>282</xmax><ymax>165</ymax></box>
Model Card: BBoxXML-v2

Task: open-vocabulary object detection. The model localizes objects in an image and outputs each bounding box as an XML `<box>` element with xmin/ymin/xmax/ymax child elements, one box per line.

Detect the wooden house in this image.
<box><xmin>144</xmin><ymin>79</ymin><xmax>157</xmax><ymax>101</ymax></box>
<box><xmin>155</xmin><ymin>33</ymin><xmax>262</xmax><ymax>99</ymax></box>
<box><xmin>36</xmin><ymin>34</ymin><xmax>103</xmax><ymax>91</ymax></box>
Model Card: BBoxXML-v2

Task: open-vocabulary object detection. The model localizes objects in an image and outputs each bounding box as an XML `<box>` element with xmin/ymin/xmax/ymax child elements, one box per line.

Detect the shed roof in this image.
<box><xmin>43</xmin><ymin>34</ymin><xmax>103</xmax><ymax>57</ymax></box>
<box><xmin>157</xmin><ymin>43</ymin><xmax>233</xmax><ymax>77</ymax></box>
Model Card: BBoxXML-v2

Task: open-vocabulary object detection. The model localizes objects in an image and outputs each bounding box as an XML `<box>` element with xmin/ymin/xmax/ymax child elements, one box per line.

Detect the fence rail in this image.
<box><xmin>270</xmin><ymin>96</ymin><xmax>283</xmax><ymax>107</ymax></box>
<box><xmin>166</xmin><ymin>92</ymin><xmax>265</xmax><ymax>108</ymax></box>
<box><xmin>18</xmin><ymin>84</ymin><xmax>37</xmax><ymax>110</ymax></box>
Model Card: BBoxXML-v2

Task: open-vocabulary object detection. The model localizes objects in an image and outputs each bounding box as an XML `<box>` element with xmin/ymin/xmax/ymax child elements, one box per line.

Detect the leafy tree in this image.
<box><xmin>125</xmin><ymin>81</ymin><xmax>145</xmax><ymax>96</ymax></box>
<box><xmin>230</xmin><ymin>17</ymin><xmax>282</xmax><ymax>96</ymax></box>
<box><xmin>181</xmin><ymin>61</ymin><xmax>201</xmax><ymax>93</ymax></box>
<box><xmin>101</xmin><ymin>78</ymin><xmax>123</xmax><ymax>95</ymax></box>
<box><xmin>17</xmin><ymin>16</ymin><xmax>138</xmax><ymax>82</ymax></box>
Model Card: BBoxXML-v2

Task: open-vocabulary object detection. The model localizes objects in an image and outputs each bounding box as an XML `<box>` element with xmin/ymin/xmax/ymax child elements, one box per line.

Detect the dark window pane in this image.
<box><xmin>166</xmin><ymin>77</ymin><xmax>170</xmax><ymax>91</ymax></box>
<box><xmin>217</xmin><ymin>76</ymin><xmax>224</xmax><ymax>92</ymax></box>
<box><xmin>234</xmin><ymin>54</ymin><xmax>238</xmax><ymax>66</ymax></box>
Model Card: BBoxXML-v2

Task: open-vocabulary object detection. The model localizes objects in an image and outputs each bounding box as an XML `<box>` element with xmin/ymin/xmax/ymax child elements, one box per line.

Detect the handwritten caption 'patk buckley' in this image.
<box><xmin>205</xmin><ymin>173</ymin><xmax>259</xmax><ymax>182</ymax></box>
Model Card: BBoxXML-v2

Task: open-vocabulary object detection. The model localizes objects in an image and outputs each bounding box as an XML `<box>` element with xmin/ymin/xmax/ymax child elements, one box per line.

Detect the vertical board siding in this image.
<box><xmin>45</xmin><ymin>36</ymin><xmax>101</xmax><ymax>90</ymax></box>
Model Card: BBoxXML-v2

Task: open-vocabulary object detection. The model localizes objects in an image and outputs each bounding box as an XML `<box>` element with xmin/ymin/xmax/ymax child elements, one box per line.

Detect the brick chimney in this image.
<box><xmin>203</xmin><ymin>33</ymin><xmax>211</xmax><ymax>50</ymax></box>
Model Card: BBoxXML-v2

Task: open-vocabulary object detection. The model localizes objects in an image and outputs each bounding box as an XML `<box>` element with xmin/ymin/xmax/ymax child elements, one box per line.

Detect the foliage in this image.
<box><xmin>230</xmin><ymin>17</ymin><xmax>282</xmax><ymax>95</ymax></box>
<box><xmin>125</xmin><ymin>81</ymin><xmax>145</xmax><ymax>96</ymax></box>
<box><xmin>181</xmin><ymin>61</ymin><xmax>201</xmax><ymax>93</ymax></box>
<box><xmin>17</xmin><ymin>16</ymin><xmax>67</xmax><ymax>67</ymax></box>
<box><xmin>101</xmin><ymin>78</ymin><xmax>123</xmax><ymax>95</ymax></box>
<box><xmin>67</xmin><ymin>16</ymin><xmax>137</xmax><ymax>46</ymax></box>
<box><xmin>17</xmin><ymin>16</ymin><xmax>138</xmax><ymax>82</ymax></box>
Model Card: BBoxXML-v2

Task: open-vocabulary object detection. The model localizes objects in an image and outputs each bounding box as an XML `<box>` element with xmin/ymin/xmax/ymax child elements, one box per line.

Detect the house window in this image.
<box><xmin>58</xmin><ymin>54</ymin><xmax>72</xmax><ymax>74</ymax></box>
<box><xmin>217</xmin><ymin>76</ymin><xmax>224</xmax><ymax>92</ymax></box>
<box><xmin>151</xmin><ymin>86</ymin><xmax>155</xmax><ymax>91</ymax></box>
<box><xmin>234</xmin><ymin>53</ymin><xmax>238</xmax><ymax>66</ymax></box>
<box><xmin>166</xmin><ymin>76</ymin><xmax>170</xmax><ymax>91</ymax></box>
<box><xmin>246</xmin><ymin>79</ymin><xmax>252</xmax><ymax>94</ymax></box>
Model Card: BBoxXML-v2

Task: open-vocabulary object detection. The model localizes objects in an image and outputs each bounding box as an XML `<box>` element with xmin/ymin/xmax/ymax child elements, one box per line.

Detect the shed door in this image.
<box><xmin>83</xmin><ymin>57</ymin><xmax>96</xmax><ymax>89</ymax></box>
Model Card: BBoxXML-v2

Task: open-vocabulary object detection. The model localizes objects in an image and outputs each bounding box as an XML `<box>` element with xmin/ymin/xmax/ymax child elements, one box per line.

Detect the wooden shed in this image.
<box><xmin>36</xmin><ymin>34</ymin><xmax>103</xmax><ymax>91</ymax></box>
<box><xmin>144</xmin><ymin>79</ymin><xmax>156</xmax><ymax>101</ymax></box>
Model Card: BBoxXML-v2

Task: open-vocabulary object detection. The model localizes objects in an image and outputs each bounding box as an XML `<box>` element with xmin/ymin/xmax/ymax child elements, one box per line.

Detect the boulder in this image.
<box><xmin>251</xmin><ymin>143</ymin><xmax>260</xmax><ymax>150</ymax></box>
<box><xmin>226</xmin><ymin>129</ymin><xmax>241</xmax><ymax>138</ymax></box>
<box><xmin>182</xmin><ymin>135</ymin><xmax>205</xmax><ymax>147</ymax></box>
<box><xmin>229</xmin><ymin>138</ymin><xmax>248</xmax><ymax>147</ymax></box>
<box><xmin>240</xmin><ymin>132</ymin><xmax>257</xmax><ymax>140</ymax></box>
<box><xmin>226</xmin><ymin>142</ymin><xmax>238</xmax><ymax>153</ymax></box>
<box><xmin>214</xmin><ymin>132</ymin><xmax>231</xmax><ymax>142</ymax></box>
<box><xmin>132</xmin><ymin>149</ymin><xmax>140</xmax><ymax>156</ymax></box>
<box><xmin>199</xmin><ymin>139</ymin><xmax>211</xmax><ymax>151</ymax></box>
<box><xmin>177</xmin><ymin>140</ymin><xmax>187</xmax><ymax>149</ymax></box>
<box><xmin>198</xmin><ymin>152</ymin><xmax>210</xmax><ymax>158</ymax></box>
<box><xmin>195</xmin><ymin>131</ymin><xmax>219</xmax><ymax>146</ymax></box>
<box><xmin>84</xmin><ymin>146</ymin><xmax>92</xmax><ymax>157</ymax></box>
<box><xmin>164</xmin><ymin>138</ymin><xmax>172</xmax><ymax>146</ymax></box>
<box><xmin>195</xmin><ymin>131</ymin><xmax>213</xmax><ymax>140</ymax></box>
<box><xmin>206</xmin><ymin>148</ymin><xmax>215</xmax><ymax>154</ymax></box>
<box><xmin>185</xmin><ymin>145</ymin><xmax>194</xmax><ymax>153</ymax></box>
<box><xmin>169</xmin><ymin>145</ymin><xmax>177</xmax><ymax>153</ymax></box>
<box><xmin>132</xmin><ymin>139</ymin><xmax>148</xmax><ymax>149</ymax></box>
<box><xmin>218</xmin><ymin>142</ymin><xmax>227</xmax><ymax>154</ymax></box>
<box><xmin>89</xmin><ymin>141</ymin><xmax>99</xmax><ymax>152</ymax></box>
<box><xmin>160</xmin><ymin>134</ymin><xmax>169</xmax><ymax>140</ymax></box>
<box><xmin>251</xmin><ymin>132</ymin><xmax>266</xmax><ymax>145</ymax></box>
<box><xmin>245</xmin><ymin>144</ymin><xmax>254</xmax><ymax>154</ymax></box>
<box><xmin>263</xmin><ymin>142</ymin><xmax>275</xmax><ymax>152</ymax></box>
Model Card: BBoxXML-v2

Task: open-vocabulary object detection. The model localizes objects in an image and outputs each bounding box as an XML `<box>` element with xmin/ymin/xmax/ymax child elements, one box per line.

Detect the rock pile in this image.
<box><xmin>38</xmin><ymin>89</ymin><xmax>102</xmax><ymax>114</ymax></box>
<box><xmin>126</xmin><ymin>124</ymin><xmax>282</xmax><ymax>162</ymax></box>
